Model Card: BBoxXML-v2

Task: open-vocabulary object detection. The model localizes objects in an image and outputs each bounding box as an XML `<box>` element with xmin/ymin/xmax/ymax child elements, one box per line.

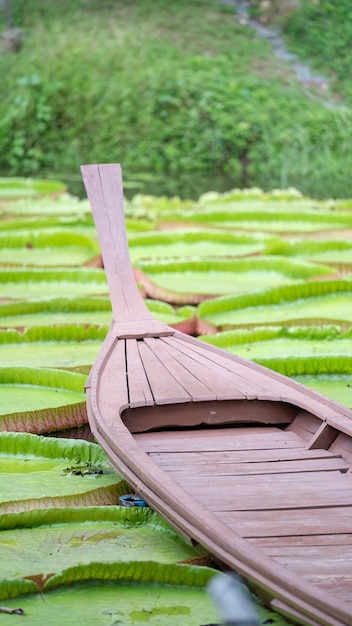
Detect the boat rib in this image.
<box><xmin>81</xmin><ymin>163</ymin><xmax>352</xmax><ymax>626</ymax></box>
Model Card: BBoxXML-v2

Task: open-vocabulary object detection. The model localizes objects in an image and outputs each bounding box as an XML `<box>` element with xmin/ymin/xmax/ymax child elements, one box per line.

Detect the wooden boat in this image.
<box><xmin>81</xmin><ymin>164</ymin><xmax>352</xmax><ymax>626</ymax></box>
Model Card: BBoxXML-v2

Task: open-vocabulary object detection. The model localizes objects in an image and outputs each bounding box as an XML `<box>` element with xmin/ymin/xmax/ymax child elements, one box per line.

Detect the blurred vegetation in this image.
<box><xmin>0</xmin><ymin>0</ymin><xmax>352</xmax><ymax>198</ymax></box>
<box><xmin>284</xmin><ymin>0</ymin><xmax>352</xmax><ymax>100</ymax></box>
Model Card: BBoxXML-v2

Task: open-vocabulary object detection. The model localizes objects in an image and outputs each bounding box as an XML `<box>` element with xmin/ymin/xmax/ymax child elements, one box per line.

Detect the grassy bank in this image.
<box><xmin>1</xmin><ymin>0</ymin><xmax>352</xmax><ymax>198</ymax></box>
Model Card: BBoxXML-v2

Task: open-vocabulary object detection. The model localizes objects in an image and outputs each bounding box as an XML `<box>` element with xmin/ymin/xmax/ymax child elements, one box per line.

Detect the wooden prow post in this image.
<box><xmin>81</xmin><ymin>163</ymin><xmax>152</xmax><ymax>322</ymax></box>
<box><xmin>81</xmin><ymin>164</ymin><xmax>173</xmax><ymax>337</ymax></box>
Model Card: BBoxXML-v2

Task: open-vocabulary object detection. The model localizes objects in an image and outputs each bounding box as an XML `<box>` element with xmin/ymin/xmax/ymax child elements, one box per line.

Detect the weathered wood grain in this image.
<box><xmin>82</xmin><ymin>163</ymin><xmax>352</xmax><ymax>626</ymax></box>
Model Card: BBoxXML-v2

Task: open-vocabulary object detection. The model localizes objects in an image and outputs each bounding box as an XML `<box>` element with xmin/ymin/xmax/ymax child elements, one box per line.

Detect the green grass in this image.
<box><xmin>1</xmin><ymin>0</ymin><xmax>352</xmax><ymax>198</ymax></box>
<box><xmin>284</xmin><ymin>0</ymin><xmax>352</xmax><ymax>102</ymax></box>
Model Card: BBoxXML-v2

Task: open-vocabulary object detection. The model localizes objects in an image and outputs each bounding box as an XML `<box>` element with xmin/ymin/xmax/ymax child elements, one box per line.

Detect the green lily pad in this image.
<box><xmin>0</xmin><ymin>561</ymin><xmax>291</xmax><ymax>626</ymax></box>
<box><xmin>0</xmin><ymin>195</ymin><xmax>91</xmax><ymax>217</ymax></box>
<box><xmin>0</xmin><ymin>562</ymin><xmax>220</xmax><ymax>625</ymax></box>
<box><xmin>200</xmin><ymin>327</ymin><xmax>352</xmax><ymax>405</ymax></box>
<box><xmin>0</xmin><ymin>507</ymin><xmax>200</xmax><ymax>581</ymax></box>
<box><xmin>0</xmin><ymin>230</ymin><xmax>98</xmax><ymax>267</ymax></box>
<box><xmin>294</xmin><ymin>375</ymin><xmax>352</xmax><ymax>407</ymax></box>
<box><xmin>257</xmin><ymin>355</ymin><xmax>352</xmax><ymax>407</ymax></box>
<box><xmin>160</xmin><ymin>202</ymin><xmax>352</xmax><ymax>233</ymax></box>
<box><xmin>201</xmin><ymin>325</ymin><xmax>352</xmax><ymax>359</ymax></box>
<box><xmin>0</xmin><ymin>297</ymin><xmax>188</xmax><ymax>329</ymax></box>
<box><xmin>0</xmin><ymin>268</ymin><xmax>108</xmax><ymax>300</ymax></box>
<box><xmin>0</xmin><ymin>214</ymin><xmax>96</xmax><ymax>235</ymax></box>
<box><xmin>0</xmin><ymin>432</ymin><xmax>125</xmax><ymax>514</ymax></box>
<box><xmin>0</xmin><ymin>368</ymin><xmax>86</xmax><ymax>433</ymax></box>
<box><xmin>0</xmin><ymin>177</ymin><xmax>66</xmax><ymax>199</ymax></box>
<box><xmin>128</xmin><ymin>230</ymin><xmax>270</xmax><ymax>262</ymax></box>
<box><xmin>137</xmin><ymin>257</ymin><xmax>333</xmax><ymax>296</ymax></box>
<box><xmin>0</xmin><ymin>326</ymin><xmax>105</xmax><ymax>370</ymax></box>
<box><xmin>266</xmin><ymin>238</ymin><xmax>352</xmax><ymax>266</ymax></box>
<box><xmin>198</xmin><ymin>280</ymin><xmax>352</xmax><ymax>327</ymax></box>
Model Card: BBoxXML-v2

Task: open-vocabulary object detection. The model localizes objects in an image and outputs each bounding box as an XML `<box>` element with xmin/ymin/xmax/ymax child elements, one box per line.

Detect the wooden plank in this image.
<box><xmin>134</xmin><ymin>426</ymin><xmax>303</xmax><ymax>453</ymax></box>
<box><xmin>81</xmin><ymin>164</ymin><xmax>152</xmax><ymax>322</ymax></box>
<box><xmin>219</xmin><ymin>506</ymin><xmax>352</xmax><ymax>538</ymax></box>
<box><xmin>174</xmin><ymin>472</ymin><xmax>352</xmax><ymax>511</ymax></box>
<box><xmin>327</xmin><ymin>415</ymin><xmax>352</xmax><ymax>438</ymax></box>
<box><xmin>330</xmin><ymin>432</ymin><xmax>352</xmax><ymax>464</ymax></box>
<box><xmin>165</xmin><ymin>335</ymin><xmax>276</xmax><ymax>400</ymax></box>
<box><xmin>149</xmin><ymin>447</ymin><xmax>341</xmax><ymax>466</ymax></box>
<box><xmin>286</xmin><ymin>410</ymin><xmax>322</xmax><ymax>442</ymax></box>
<box><xmin>163</xmin><ymin>456</ymin><xmax>349</xmax><ymax>476</ymax></box>
<box><xmin>180</xmin><ymin>332</ymin><xmax>352</xmax><ymax>421</ymax></box>
<box><xmin>123</xmin><ymin>399</ymin><xmax>296</xmax><ymax>433</ymax></box>
<box><xmin>97</xmin><ymin>338</ymin><xmax>129</xmax><ymax>428</ymax></box>
<box><xmin>144</xmin><ymin>337</ymin><xmax>218</xmax><ymax>401</ymax></box>
<box><xmin>250</xmin><ymin>534</ymin><xmax>352</xmax><ymax>548</ymax></box>
<box><xmin>307</xmin><ymin>423</ymin><xmax>339</xmax><ymax>450</ymax></box>
<box><xmin>263</xmin><ymin>544</ymin><xmax>352</xmax><ymax>572</ymax></box>
<box><xmin>115</xmin><ymin>319</ymin><xmax>173</xmax><ymax>339</ymax></box>
<box><xmin>137</xmin><ymin>339</ymin><xmax>191</xmax><ymax>405</ymax></box>
<box><xmin>270</xmin><ymin>598</ymin><xmax>339</xmax><ymax>626</ymax></box>
<box><xmin>160</xmin><ymin>336</ymin><xmax>248</xmax><ymax>400</ymax></box>
<box><xmin>125</xmin><ymin>339</ymin><xmax>154</xmax><ymax>408</ymax></box>
<box><xmin>298</xmin><ymin>578</ymin><xmax>352</xmax><ymax>603</ymax></box>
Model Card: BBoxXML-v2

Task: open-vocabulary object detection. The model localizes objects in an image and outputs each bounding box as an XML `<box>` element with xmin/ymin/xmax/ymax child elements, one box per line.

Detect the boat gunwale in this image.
<box><xmin>85</xmin><ymin>329</ymin><xmax>352</xmax><ymax>626</ymax></box>
<box><xmin>81</xmin><ymin>163</ymin><xmax>352</xmax><ymax>626</ymax></box>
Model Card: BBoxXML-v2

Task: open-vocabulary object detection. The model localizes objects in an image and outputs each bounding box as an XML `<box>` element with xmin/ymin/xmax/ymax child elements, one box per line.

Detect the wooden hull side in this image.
<box><xmin>85</xmin><ymin>331</ymin><xmax>352</xmax><ymax>626</ymax></box>
<box><xmin>81</xmin><ymin>164</ymin><xmax>352</xmax><ymax>626</ymax></box>
<box><xmin>86</xmin><ymin>389</ymin><xmax>352</xmax><ymax>626</ymax></box>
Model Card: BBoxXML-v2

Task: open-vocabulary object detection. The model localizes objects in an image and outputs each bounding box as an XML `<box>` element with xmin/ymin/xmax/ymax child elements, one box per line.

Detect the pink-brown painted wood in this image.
<box><xmin>82</xmin><ymin>163</ymin><xmax>352</xmax><ymax>626</ymax></box>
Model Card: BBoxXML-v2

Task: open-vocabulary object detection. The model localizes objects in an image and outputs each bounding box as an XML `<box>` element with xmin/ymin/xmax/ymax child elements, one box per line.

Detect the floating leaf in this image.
<box><xmin>266</xmin><ymin>238</ymin><xmax>352</xmax><ymax>266</ymax></box>
<box><xmin>0</xmin><ymin>367</ymin><xmax>86</xmax><ymax>433</ymax></box>
<box><xmin>0</xmin><ymin>195</ymin><xmax>91</xmax><ymax>217</ymax></box>
<box><xmin>198</xmin><ymin>280</ymin><xmax>352</xmax><ymax>327</ymax></box>
<box><xmin>0</xmin><ymin>297</ymin><xmax>186</xmax><ymax>329</ymax></box>
<box><xmin>255</xmin><ymin>355</ymin><xmax>352</xmax><ymax>407</ymax></box>
<box><xmin>128</xmin><ymin>229</ymin><xmax>270</xmax><ymax>262</ymax></box>
<box><xmin>0</xmin><ymin>562</ymin><xmax>220</xmax><ymax>625</ymax></box>
<box><xmin>0</xmin><ymin>268</ymin><xmax>108</xmax><ymax>300</ymax></box>
<box><xmin>0</xmin><ymin>177</ymin><xmax>66</xmax><ymax>199</ymax></box>
<box><xmin>0</xmin><ymin>507</ymin><xmax>200</xmax><ymax>581</ymax></box>
<box><xmin>136</xmin><ymin>257</ymin><xmax>334</xmax><ymax>296</ymax></box>
<box><xmin>0</xmin><ymin>432</ymin><xmax>125</xmax><ymax>514</ymax></box>
<box><xmin>0</xmin><ymin>297</ymin><xmax>112</xmax><ymax>328</ymax></box>
<box><xmin>0</xmin><ymin>326</ymin><xmax>106</xmax><ymax>370</ymax></box>
<box><xmin>159</xmin><ymin>203</ymin><xmax>352</xmax><ymax>232</ymax></box>
<box><xmin>200</xmin><ymin>325</ymin><xmax>352</xmax><ymax>359</ymax></box>
<box><xmin>0</xmin><ymin>230</ymin><xmax>98</xmax><ymax>267</ymax></box>
<box><xmin>0</xmin><ymin>561</ymin><xmax>291</xmax><ymax>626</ymax></box>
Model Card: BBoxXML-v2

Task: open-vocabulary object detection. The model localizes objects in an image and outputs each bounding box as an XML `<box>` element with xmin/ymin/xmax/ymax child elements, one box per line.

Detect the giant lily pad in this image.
<box><xmin>136</xmin><ymin>257</ymin><xmax>334</xmax><ymax>296</ymax></box>
<box><xmin>128</xmin><ymin>230</ymin><xmax>271</xmax><ymax>262</ymax></box>
<box><xmin>0</xmin><ymin>432</ymin><xmax>126</xmax><ymax>514</ymax></box>
<box><xmin>0</xmin><ymin>562</ymin><xmax>220</xmax><ymax>626</ymax></box>
<box><xmin>0</xmin><ymin>177</ymin><xmax>66</xmax><ymax>200</ymax></box>
<box><xmin>201</xmin><ymin>325</ymin><xmax>352</xmax><ymax>359</ymax></box>
<box><xmin>0</xmin><ymin>368</ymin><xmax>86</xmax><ymax>433</ymax></box>
<box><xmin>0</xmin><ymin>507</ymin><xmax>200</xmax><ymax>581</ymax></box>
<box><xmin>266</xmin><ymin>238</ymin><xmax>352</xmax><ymax>267</ymax></box>
<box><xmin>200</xmin><ymin>327</ymin><xmax>352</xmax><ymax>406</ymax></box>
<box><xmin>0</xmin><ymin>195</ymin><xmax>91</xmax><ymax>218</ymax></box>
<box><xmin>0</xmin><ymin>268</ymin><xmax>108</xmax><ymax>300</ymax></box>
<box><xmin>198</xmin><ymin>280</ymin><xmax>352</xmax><ymax>328</ymax></box>
<box><xmin>257</xmin><ymin>355</ymin><xmax>352</xmax><ymax>408</ymax></box>
<box><xmin>0</xmin><ymin>297</ymin><xmax>190</xmax><ymax>329</ymax></box>
<box><xmin>0</xmin><ymin>326</ymin><xmax>106</xmax><ymax>370</ymax></box>
<box><xmin>159</xmin><ymin>202</ymin><xmax>352</xmax><ymax>233</ymax></box>
<box><xmin>0</xmin><ymin>230</ymin><xmax>98</xmax><ymax>267</ymax></box>
<box><xmin>0</xmin><ymin>561</ymin><xmax>290</xmax><ymax>626</ymax></box>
